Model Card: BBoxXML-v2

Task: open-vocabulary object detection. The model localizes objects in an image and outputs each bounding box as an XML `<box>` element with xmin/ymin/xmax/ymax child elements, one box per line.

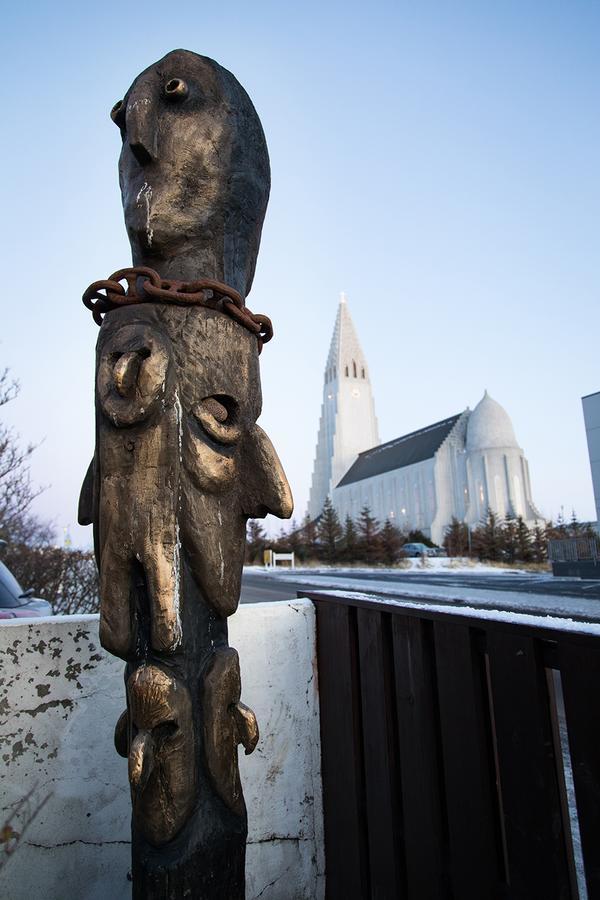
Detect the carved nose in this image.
<box><xmin>126</xmin><ymin>96</ymin><xmax>157</xmax><ymax>165</ymax></box>
<box><xmin>129</xmin><ymin>730</ymin><xmax>154</xmax><ymax>793</ymax></box>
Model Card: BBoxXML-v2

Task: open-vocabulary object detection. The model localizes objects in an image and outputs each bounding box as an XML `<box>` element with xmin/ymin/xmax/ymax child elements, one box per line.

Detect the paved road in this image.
<box><xmin>241</xmin><ymin>568</ymin><xmax>600</xmax><ymax>620</ymax></box>
<box><xmin>313</xmin><ymin>569</ymin><xmax>600</xmax><ymax>599</ymax></box>
<box><xmin>242</xmin><ymin>568</ymin><xmax>600</xmax><ymax>600</ymax></box>
<box><xmin>241</xmin><ymin>572</ymin><xmax>320</xmax><ymax>604</ymax></box>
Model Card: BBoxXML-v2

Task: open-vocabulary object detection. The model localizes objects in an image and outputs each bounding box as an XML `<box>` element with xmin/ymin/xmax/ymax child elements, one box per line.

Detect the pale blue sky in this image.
<box><xmin>1</xmin><ymin>1</ymin><xmax>599</xmax><ymax>545</ymax></box>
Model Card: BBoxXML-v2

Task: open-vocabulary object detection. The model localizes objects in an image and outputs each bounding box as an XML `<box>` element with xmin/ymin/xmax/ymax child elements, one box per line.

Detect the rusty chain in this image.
<box><xmin>82</xmin><ymin>266</ymin><xmax>273</xmax><ymax>352</ymax></box>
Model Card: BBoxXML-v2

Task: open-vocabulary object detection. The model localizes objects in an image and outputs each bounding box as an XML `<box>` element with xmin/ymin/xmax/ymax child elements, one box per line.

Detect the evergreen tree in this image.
<box><xmin>532</xmin><ymin>521</ymin><xmax>547</xmax><ymax>562</ymax></box>
<box><xmin>301</xmin><ymin>512</ymin><xmax>318</xmax><ymax>560</ymax></box>
<box><xmin>342</xmin><ymin>515</ymin><xmax>358</xmax><ymax>562</ymax></box>
<box><xmin>515</xmin><ymin>515</ymin><xmax>532</xmax><ymax>562</ymax></box>
<box><xmin>472</xmin><ymin>508</ymin><xmax>503</xmax><ymax>561</ymax></box>
<box><xmin>286</xmin><ymin>519</ymin><xmax>302</xmax><ymax>557</ymax></box>
<box><xmin>407</xmin><ymin>529</ymin><xmax>435</xmax><ymax>548</ymax></box>
<box><xmin>245</xmin><ymin>519</ymin><xmax>266</xmax><ymax>564</ymax></box>
<box><xmin>380</xmin><ymin>519</ymin><xmax>404</xmax><ymax>565</ymax></box>
<box><xmin>545</xmin><ymin>515</ymin><xmax>569</xmax><ymax>543</ymax></box>
<box><xmin>357</xmin><ymin>505</ymin><xmax>381</xmax><ymax>564</ymax></box>
<box><xmin>503</xmin><ymin>513</ymin><xmax>518</xmax><ymax>563</ymax></box>
<box><xmin>273</xmin><ymin>524</ymin><xmax>290</xmax><ymax>551</ymax></box>
<box><xmin>569</xmin><ymin>509</ymin><xmax>581</xmax><ymax>537</ymax></box>
<box><xmin>318</xmin><ymin>496</ymin><xmax>342</xmax><ymax>563</ymax></box>
<box><xmin>581</xmin><ymin>520</ymin><xmax>599</xmax><ymax>540</ymax></box>
<box><xmin>555</xmin><ymin>509</ymin><xmax>567</xmax><ymax>535</ymax></box>
<box><xmin>444</xmin><ymin>517</ymin><xmax>469</xmax><ymax>557</ymax></box>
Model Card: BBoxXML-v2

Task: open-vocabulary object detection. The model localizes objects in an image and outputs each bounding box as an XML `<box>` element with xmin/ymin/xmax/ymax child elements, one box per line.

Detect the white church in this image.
<box><xmin>308</xmin><ymin>296</ymin><xmax>542</xmax><ymax>546</ymax></box>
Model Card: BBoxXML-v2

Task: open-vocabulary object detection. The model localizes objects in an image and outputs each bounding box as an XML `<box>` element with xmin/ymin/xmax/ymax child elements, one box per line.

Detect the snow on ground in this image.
<box><xmin>246</xmin><ymin>558</ymin><xmax>548</xmax><ymax>577</ymax></box>
<box><xmin>245</xmin><ymin>563</ymin><xmax>600</xmax><ymax>623</ymax></box>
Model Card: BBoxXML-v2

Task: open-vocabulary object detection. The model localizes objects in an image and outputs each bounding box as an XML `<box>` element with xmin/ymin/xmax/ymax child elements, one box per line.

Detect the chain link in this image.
<box><xmin>82</xmin><ymin>266</ymin><xmax>273</xmax><ymax>352</ymax></box>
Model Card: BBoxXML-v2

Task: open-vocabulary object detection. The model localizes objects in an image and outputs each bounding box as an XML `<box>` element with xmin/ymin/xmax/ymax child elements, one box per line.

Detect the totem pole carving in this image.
<box><xmin>78</xmin><ymin>49</ymin><xmax>293</xmax><ymax>898</ymax></box>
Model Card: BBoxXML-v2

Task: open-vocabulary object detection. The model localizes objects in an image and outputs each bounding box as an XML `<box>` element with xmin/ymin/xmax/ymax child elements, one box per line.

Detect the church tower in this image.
<box><xmin>307</xmin><ymin>294</ymin><xmax>380</xmax><ymax>520</ymax></box>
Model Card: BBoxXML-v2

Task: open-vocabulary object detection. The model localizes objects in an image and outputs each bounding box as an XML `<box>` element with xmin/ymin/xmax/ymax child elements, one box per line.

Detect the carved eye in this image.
<box><xmin>194</xmin><ymin>395</ymin><xmax>241</xmax><ymax>446</ymax></box>
<box><xmin>110</xmin><ymin>99</ymin><xmax>125</xmax><ymax>126</ymax></box>
<box><xmin>165</xmin><ymin>78</ymin><xmax>188</xmax><ymax>100</ymax></box>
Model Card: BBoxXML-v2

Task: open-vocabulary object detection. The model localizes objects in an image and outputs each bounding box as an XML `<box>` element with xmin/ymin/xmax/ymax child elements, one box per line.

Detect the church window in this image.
<box><xmin>353</xmin><ymin>360</ymin><xmax>357</xmax><ymax>378</ymax></box>
<box><xmin>333</xmin><ymin>366</ymin><xmax>336</xmax><ymax>379</ymax></box>
<box><xmin>345</xmin><ymin>365</ymin><xmax>349</xmax><ymax>377</ymax></box>
<box><xmin>361</xmin><ymin>367</ymin><xmax>365</xmax><ymax>378</ymax></box>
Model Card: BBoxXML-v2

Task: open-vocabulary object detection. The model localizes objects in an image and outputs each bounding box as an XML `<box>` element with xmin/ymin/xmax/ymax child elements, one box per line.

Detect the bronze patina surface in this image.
<box><xmin>79</xmin><ymin>49</ymin><xmax>292</xmax><ymax>899</ymax></box>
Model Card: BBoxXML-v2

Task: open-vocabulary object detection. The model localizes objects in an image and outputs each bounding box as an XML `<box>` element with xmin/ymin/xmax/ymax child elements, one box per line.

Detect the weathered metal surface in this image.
<box><xmin>78</xmin><ymin>48</ymin><xmax>292</xmax><ymax>898</ymax></box>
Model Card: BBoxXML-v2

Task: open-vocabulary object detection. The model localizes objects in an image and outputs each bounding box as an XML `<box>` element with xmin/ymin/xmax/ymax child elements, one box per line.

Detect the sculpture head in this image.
<box><xmin>111</xmin><ymin>49</ymin><xmax>270</xmax><ymax>296</ymax></box>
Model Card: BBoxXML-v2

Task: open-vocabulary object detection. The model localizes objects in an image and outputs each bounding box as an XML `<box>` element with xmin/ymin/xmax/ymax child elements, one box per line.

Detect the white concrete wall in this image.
<box><xmin>0</xmin><ymin>600</ymin><xmax>324</xmax><ymax>900</ymax></box>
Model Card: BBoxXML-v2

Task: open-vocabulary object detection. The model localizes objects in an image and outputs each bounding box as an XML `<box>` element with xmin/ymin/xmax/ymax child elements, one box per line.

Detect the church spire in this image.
<box><xmin>307</xmin><ymin>295</ymin><xmax>380</xmax><ymax>520</ymax></box>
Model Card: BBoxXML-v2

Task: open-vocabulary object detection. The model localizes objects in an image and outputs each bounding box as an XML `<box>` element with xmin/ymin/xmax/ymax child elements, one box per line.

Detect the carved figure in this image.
<box><xmin>79</xmin><ymin>49</ymin><xmax>292</xmax><ymax>898</ymax></box>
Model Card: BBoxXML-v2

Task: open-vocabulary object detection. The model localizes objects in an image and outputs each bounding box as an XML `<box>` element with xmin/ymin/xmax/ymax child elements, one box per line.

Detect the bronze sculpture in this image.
<box><xmin>78</xmin><ymin>49</ymin><xmax>292</xmax><ymax>898</ymax></box>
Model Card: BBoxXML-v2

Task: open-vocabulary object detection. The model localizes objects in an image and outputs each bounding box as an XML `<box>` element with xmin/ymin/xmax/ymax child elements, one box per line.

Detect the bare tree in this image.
<box><xmin>0</xmin><ymin>368</ymin><xmax>99</xmax><ymax>613</ymax></box>
<box><xmin>0</xmin><ymin>369</ymin><xmax>50</xmax><ymax>545</ymax></box>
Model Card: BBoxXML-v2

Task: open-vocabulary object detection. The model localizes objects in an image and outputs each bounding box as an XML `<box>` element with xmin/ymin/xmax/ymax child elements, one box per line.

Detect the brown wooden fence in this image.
<box><xmin>306</xmin><ymin>590</ymin><xmax>600</xmax><ymax>900</ymax></box>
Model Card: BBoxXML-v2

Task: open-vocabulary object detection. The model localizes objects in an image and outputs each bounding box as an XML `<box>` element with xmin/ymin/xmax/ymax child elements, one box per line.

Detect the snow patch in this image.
<box><xmin>170</xmin><ymin>390</ymin><xmax>183</xmax><ymax>648</ymax></box>
<box><xmin>317</xmin><ymin>589</ymin><xmax>600</xmax><ymax>636</ymax></box>
<box><xmin>218</xmin><ymin>541</ymin><xmax>224</xmax><ymax>585</ymax></box>
<box><xmin>136</xmin><ymin>181</ymin><xmax>153</xmax><ymax>247</ymax></box>
<box><xmin>244</xmin><ymin>565</ymin><xmax>600</xmax><ymax>623</ymax></box>
<box><xmin>170</xmin><ymin>520</ymin><xmax>182</xmax><ymax>649</ymax></box>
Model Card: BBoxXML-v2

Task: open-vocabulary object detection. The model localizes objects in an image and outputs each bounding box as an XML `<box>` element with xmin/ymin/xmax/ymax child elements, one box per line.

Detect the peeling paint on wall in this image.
<box><xmin>0</xmin><ymin>604</ymin><xmax>324</xmax><ymax>900</ymax></box>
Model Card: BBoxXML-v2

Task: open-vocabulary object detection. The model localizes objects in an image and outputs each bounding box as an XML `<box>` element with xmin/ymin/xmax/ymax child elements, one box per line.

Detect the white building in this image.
<box><xmin>582</xmin><ymin>390</ymin><xmax>600</xmax><ymax>526</ymax></box>
<box><xmin>308</xmin><ymin>299</ymin><xmax>542</xmax><ymax>546</ymax></box>
<box><xmin>307</xmin><ymin>295</ymin><xmax>379</xmax><ymax>520</ymax></box>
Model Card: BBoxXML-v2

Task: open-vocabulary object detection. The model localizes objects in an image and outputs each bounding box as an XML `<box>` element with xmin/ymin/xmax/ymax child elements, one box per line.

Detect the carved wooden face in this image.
<box><xmin>93</xmin><ymin>304</ymin><xmax>292</xmax><ymax>660</ymax></box>
<box><xmin>126</xmin><ymin>665</ymin><xmax>194</xmax><ymax>846</ymax></box>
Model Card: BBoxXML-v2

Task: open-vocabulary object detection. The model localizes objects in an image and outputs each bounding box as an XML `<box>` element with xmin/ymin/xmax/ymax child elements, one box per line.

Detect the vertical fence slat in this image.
<box><xmin>434</xmin><ymin>621</ymin><xmax>499</xmax><ymax>900</ymax></box>
<box><xmin>314</xmin><ymin>593</ymin><xmax>600</xmax><ymax>900</ymax></box>
<box><xmin>559</xmin><ymin>640</ymin><xmax>600</xmax><ymax>897</ymax></box>
<box><xmin>487</xmin><ymin>631</ymin><xmax>570</xmax><ymax>900</ymax></box>
<box><xmin>393</xmin><ymin>616</ymin><xmax>447</xmax><ymax>900</ymax></box>
<box><xmin>315</xmin><ymin>601</ymin><xmax>369</xmax><ymax>900</ymax></box>
<box><xmin>357</xmin><ymin>608</ymin><xmax>404</xmax><ymax>899</ymax></box>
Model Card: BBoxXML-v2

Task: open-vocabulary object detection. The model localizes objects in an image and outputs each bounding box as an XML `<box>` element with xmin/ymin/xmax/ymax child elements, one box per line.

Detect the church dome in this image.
<box><xmin>466</xmin><ymin>391</ymin><xmax>519</xmax><ymax>452</ymax></box>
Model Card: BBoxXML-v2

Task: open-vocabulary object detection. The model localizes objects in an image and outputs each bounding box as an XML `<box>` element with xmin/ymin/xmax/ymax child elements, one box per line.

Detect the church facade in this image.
<box><xmin>308</xmin><ymin>298</ymin><xmax>542</xmax><ymax>546</ymax></box>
